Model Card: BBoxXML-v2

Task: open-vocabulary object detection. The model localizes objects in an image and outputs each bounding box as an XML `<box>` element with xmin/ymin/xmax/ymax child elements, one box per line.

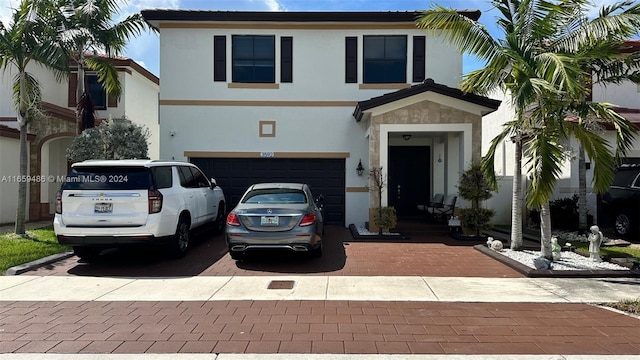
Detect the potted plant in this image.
<box><xmin>372</xmin><ymin>206</ymin><xmax>398</xmax><ymax>234</ymax></box>
<box><xmin>455</xmin><ymin>163</ymin><xmax>495</xmax><ymax>240</ymax></box>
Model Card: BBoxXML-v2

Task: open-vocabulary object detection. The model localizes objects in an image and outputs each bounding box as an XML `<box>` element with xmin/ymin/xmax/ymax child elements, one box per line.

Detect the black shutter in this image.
<box><xmin>281</xmin><ymin>37</ymin><xmax>293</xmax><ymax>83</ymax></box>
<box><xmin>214</xmin><ymin>36</ymin><xmax>226</xmax><ymax>82</ymax></box>
<box><xmin>345</xmin><ymin>37</ymin><xmax>357</xmax><ymax>83</ymax></box>
<box><xmin>413</xmin><ymin>36</ymin><xmax>425</xmax><ymax>82</ymax></box>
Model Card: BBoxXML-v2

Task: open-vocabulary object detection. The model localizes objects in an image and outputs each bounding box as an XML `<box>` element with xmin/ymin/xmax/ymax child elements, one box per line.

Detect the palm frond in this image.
<box><xmin>11</xmin><ymin>71</ymin><xmax>41</xmax><ymax>114</ymax></box>
<box><xmin>524</xmin><ymin>124</ymin><xmax>567</xmax><ymax>208</ymax></box>
<box><xmin>481</xmin><ymin>119</ymin><xmax>523</xmax><ymax>190</ymax></box>
<box><xmin>416</xmin><ymin>6</ymin><xmax>499</xmax><ymax>62</ymax></box>
<box><xmin>567</xmin><ymin>121</ymin><xmax>617</xmax><ymax>194</ymax></box>
<box><xmin>84</xmin><ymin>55</ymin><xmax>121</xmax><ymax>98</ymax></box>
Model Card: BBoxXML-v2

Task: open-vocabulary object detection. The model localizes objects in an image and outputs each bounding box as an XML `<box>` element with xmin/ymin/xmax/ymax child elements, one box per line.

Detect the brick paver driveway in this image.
<box><xmin>7</xmin><ymin>222</ymin><xmax>640</xmax><ymax>356</ymax></box>
<box><xmin>22</xmin><ymin>224</ymin><xmax>522</xmax><ymax>278</ymax></box>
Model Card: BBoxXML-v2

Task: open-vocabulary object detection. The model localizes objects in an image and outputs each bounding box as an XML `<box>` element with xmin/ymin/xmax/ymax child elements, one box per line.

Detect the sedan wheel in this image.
<box><xmin>310</xmin><ymin>242</ymin><xmax>323</xmax><ymax>258</ymax></box>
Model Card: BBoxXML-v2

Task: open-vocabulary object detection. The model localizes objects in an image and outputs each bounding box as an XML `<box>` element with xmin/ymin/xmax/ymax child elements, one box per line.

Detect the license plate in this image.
<box><xmin>94</xmin><ymin>202</ymin><xmax>113</xmax><ymax>213</ymax></box>
<box><xmin>261</xmin><ymin>216</ymin><xmax>279</xmax><ymax>226</ymax></box>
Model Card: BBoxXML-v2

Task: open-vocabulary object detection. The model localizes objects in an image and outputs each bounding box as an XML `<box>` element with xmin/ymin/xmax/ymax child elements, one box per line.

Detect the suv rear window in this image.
<box><xmin>61</xmin><ymin>166</ymin><xmax>152</xmax><ymax>190</ymax></box>
<box><xmin>612</xmin><ymin>168</ymin><xmax>640</xmax><ymax>187</ymax></box>
<box><xmin>151</xmin><ymin>166</ymin><xmax>173</xmax><ymax>189</ymax></box>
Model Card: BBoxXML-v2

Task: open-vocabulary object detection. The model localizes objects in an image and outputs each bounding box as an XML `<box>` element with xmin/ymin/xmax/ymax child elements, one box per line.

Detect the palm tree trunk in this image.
<box><xmin>539</xmin><ymin>201</ymin><xmax>552</xmax><ymax>259</ymax></box>
<box><xmin>510</xmin><ymin>139</ymin><xmax>524</xmax><ymax>250</ymax></box>
<box><xmin>578</xmin><ymin>144</ymin><xmax>588</xmax><ymax>232</ymax></box>
<box><xmin>75</xmin><ymin>47</ymin><xmax>85</xmax><ymax>134</ymax></box>
<box><xmin>15</xmin><ymin>121</ymin><xmax>28</xmax><ymax>235</ymax></box>
<box><xmin>14</xmin><ymin>71</ymin><xmax>28</xmax><ymax>235</ymax></box>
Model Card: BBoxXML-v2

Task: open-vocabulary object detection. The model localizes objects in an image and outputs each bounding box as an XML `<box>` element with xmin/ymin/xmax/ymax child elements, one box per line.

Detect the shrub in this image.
<box><xmin>66</xmin><ymin>117</ymin><xmax>150</xmax><ymax>163</ymax></box>
<box><xmin>528</xmin><ymin>194</ymin><xmax>593</xmax><ymax>230</ymax></box>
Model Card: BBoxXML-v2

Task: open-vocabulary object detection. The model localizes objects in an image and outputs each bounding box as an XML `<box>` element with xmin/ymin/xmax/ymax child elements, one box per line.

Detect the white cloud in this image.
<box><xmin>263</xmin><ymin>0</ymin><xmax>285</xmax><ymax>11</ymax></box>
<box><xmin>0</xmin><ymin>0</ymin><xmax>20</xmax><ymax>27</ymax></box>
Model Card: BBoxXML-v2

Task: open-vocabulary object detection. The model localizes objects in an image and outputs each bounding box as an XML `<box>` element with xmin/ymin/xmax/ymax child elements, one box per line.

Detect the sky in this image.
<box><xmin>0</xmin><ymin>0</ymin><xmax>631</xmax><ymax>78</ymax></box>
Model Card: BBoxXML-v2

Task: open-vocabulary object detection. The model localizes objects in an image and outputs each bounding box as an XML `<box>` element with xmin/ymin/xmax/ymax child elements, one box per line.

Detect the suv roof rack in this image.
<box><xmin>618</xmin><ymin>163</ymin><xmax>640</xmax><ymax>169</ymax></box>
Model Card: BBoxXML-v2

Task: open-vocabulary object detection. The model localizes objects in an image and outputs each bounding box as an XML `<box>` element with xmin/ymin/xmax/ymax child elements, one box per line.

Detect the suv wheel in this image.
<box><xmin>73</xmin><ymin>246</ymin><xmax>100</xmax><ymax>261</ymax></box>
<box><xmin>213</xmin><ymin>204</ymin><xmax>226</xmax><ymax>234</ymax></box>
<box><xmin>168</xmin><ymin>217</ymin><xmax>190</xmax><ymax>258</ymax></box>
<box><xmin>614</xmin><ymin>212</ymin><xmax>631</xmax><ymax>236</ymax></box>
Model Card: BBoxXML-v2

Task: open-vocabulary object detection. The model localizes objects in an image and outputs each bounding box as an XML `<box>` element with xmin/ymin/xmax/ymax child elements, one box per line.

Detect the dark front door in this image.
<box><xmin>388</xmin><ymin>146</ymin><xmax>430</xmax><ymax>217</ymax></box>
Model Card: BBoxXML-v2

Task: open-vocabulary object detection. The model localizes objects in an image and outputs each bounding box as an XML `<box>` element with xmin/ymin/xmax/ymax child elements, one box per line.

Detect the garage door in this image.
<box><xmin>191</xmin><ymin>158</ymin><xmax>345</xmax><ymax>225</ymax></box>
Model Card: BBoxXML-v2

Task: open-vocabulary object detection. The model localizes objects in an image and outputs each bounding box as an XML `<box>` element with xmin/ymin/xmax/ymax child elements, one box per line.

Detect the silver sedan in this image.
<box><xmin>225</xmin><ymin>183</ymin><xmax>324</xmax><ymax>260</ymax></box>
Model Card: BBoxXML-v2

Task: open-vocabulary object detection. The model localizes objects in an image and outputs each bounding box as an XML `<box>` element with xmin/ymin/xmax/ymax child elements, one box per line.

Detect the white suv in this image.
<box><xmin>54</xmin><ymin>160</ymin><xmax>226</xmax><ymax>260</ymax></box>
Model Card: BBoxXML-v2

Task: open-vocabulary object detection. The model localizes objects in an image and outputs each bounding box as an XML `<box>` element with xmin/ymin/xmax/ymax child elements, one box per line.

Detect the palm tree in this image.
<box><xmin>573</xmin><ymin>39</ymin><xmax>640</xmax><ymax>233</ymax></box>
<box><xmin>417</xmin><ymin>0</ymin><xmax>640</xmax><ymax>257</ymax></box>
<box><xmin>52</xmin><ymin>0</ymin><xmax>151</xmax><ymax>133</ymax></box>
<box><xmin>0</xmin><ymin>0</ymin><xmax>68</xmax><ymax>235</ymax></box>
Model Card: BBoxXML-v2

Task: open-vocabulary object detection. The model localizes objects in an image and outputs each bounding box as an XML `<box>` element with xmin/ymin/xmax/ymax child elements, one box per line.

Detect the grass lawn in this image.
<box><xmin>0</xmin><ymin>226</ymin><xmax>69</xmax><ymax>274</ymax></box>
<box><xmin>571</xmin><ymin>242</ymin><xmax>640</xmax><ymax>259</ymax></box>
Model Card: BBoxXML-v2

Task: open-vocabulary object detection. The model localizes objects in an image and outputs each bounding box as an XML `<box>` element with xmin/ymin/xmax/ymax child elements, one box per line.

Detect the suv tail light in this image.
<box><xmin>148</xmin><ymin>190</ymin><xmax>163</xmax><ymax>214</ymax></box>
<box><xmin>226</xmin><ymin>213</ymin><xmax>240</xmax><ymax>226</ymax></box>
<box><xmin>300</xmin><ymin>214</ymin><xmax>316</xmax><ymax>227</ymax></box>
<box><xmin>55</xmin><ymin>190</ymin><xmax>62</xmax><ymax>214</ymax></box>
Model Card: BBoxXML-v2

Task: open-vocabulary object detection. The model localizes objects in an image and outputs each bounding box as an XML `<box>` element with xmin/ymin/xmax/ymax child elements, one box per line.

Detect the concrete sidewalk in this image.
<box><xmin>1</xmin><ymin>275</ymin><xmax>639</xmax><ymax>303</ymax></box>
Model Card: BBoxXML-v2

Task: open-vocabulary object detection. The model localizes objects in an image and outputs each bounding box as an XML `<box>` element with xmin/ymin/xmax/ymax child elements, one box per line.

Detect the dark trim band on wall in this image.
<box><xmin>214</xmin><ymin>35</ymin><xmax>226</xmax><ymax>82</ymax></box>
<box><xmin>412</xmin><ymin>36</ymin><xmax>425</xmax><ymax>83</ymax></box>
<box><xmin>281</xmin><ymin>36</ymin><xmax>293</xmax><ymax>83</ymax></box>
<box><xmin>345</xmin><ymin>37</ymin><xmax>357</xmax><ymax>83</ymax></box>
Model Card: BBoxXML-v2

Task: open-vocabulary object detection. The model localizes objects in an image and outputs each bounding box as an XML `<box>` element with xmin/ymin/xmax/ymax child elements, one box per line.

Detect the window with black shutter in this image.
<box><xmin>232</xmin><ymin>35</ymin><xmax>275</xmax><ymax>83</ymax></box>
<box><xmin>363</xmin><ymin>35</ymin><xmax>407</xmax><ymax>83</ymax></box>
<box><xmin>281</xmin><ymin>36</ymin><xmax>293</xmax><ymax>83</ymax></box>
<box><xmin>345</xmin><ymin>37</ymin><xmax>357</xmax><ymax>83</ymax></box>
<box><xmin>214</xmin><ymin>36</ymin><xmax>226</xmax><ymax>82</ymax></box>
<box><xmin>413</xmin><ymin>36</ymin><xmax>425</xmax><ymax>82</ymax></box>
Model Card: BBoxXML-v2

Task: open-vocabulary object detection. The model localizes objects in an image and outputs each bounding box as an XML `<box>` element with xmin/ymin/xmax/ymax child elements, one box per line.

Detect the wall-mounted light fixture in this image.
<box><xmin>356</xmin><ymin>159</ymin><xmax>365</xmax><ymax>176</ymax></box>
<box><xmin>437</xmin><ymin>153</ymin><xmax>443</xmax><ymax>163</ymax></box>
<box><xmin>402</xmin><ymin>134</ymin><xmax>412</xmax><ymax>141</ymax></box>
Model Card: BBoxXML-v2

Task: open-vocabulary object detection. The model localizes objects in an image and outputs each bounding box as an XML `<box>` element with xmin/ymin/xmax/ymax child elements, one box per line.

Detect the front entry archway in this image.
<box><xmin>40</xmin><ymin>136</ymin><xmax>73</xmax><ymax>215</ymax></box>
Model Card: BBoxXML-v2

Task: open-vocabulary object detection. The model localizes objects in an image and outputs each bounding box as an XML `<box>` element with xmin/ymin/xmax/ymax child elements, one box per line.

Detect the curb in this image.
<box><xmin>347</xmin><ymin>223</ymin><xmax>410</xmax><ymax>241</ymax></box>
<box><xmin>5</xmin><ymin>250</ymin><xmax>75</xmax><ymax>276</ymax></box>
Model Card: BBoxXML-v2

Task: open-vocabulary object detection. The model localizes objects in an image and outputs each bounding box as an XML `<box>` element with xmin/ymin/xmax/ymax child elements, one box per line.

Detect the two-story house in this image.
<box><xmin>141</xmin><ymin>10</ymin><xmax>501</xmax><ymax>227</ymax></box>
<box><xmin>0</xmin><ymin>56</ymin><xmax>159</xmax><ymax>223</ymax></box>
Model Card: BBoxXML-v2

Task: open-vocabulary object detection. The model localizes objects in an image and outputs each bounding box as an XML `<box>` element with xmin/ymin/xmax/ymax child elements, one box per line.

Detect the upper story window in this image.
<box><xmin>86</xmin><ymin>74</ymin><xmax>107</xmax><ymax>109</ymax></box>
<box><xmin>232</xmin><ymin>35</ymin><xmax>275</xmax><ymax>83</ymax></box>
<box><xmin>363</xmin><ymin>35</ymin><xmax>407</xmax><ymax>83</ymax></box>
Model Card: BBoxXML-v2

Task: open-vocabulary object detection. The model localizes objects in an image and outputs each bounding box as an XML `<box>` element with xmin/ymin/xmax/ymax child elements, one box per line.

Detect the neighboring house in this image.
<box><xmin>141</xmin><ymin>10</ymin><xmax>500</xmax><ymax>227</ymax></box>
<box><xmin>483</xmin><ymin>40</ymin><xmax>640</xmax><ymax>225</ymax></box>
<box><xmin>0</xmin><ymin>56</ymin><xmax>159</xmax><ymax>223</ymax></box>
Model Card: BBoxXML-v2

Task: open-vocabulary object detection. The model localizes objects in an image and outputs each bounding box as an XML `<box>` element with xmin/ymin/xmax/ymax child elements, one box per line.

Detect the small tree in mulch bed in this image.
<box><xmin>369</xmin><ymin>166</ymin><xmax>397</xmax><ymax>235</ymax></box>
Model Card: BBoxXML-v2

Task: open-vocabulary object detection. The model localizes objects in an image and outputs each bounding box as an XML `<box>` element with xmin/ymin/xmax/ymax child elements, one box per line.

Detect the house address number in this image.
<box><xmin>260</xmin><ymin>152</ymin><xmax>275</xmax><ymax>158</ymax></box>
